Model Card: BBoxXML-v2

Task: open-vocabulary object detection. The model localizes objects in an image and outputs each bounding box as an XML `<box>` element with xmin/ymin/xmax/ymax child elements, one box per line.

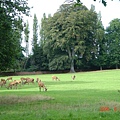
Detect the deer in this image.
<box><xmin>52</xmin><ymin>76</ymin><xmax>60</xmax><ymax>81</ymax></box>
<box><xmin>14</xmin><ymin>80</ymin><xmax>22</xmax><ymax>87</ymax></box>
<box><xmin>6</xmin><ymin>77</ymin><xmax>12</xmax><ymax>81</ymax></box>
<box><xmin>71</xmin><ymin>75</ymin><xmax>76</xmax><ymax>80</ymax></box>
<box><xmin>20</xmin><ymin>77</ymin><xmax>28</xmax><ymax>84</ymax></box>
<box><xmin>23</xmin><ymin>78</ymin><xmax>34</xmax><ymax>85</ymax></box>
<box><xmin>36</xmin><ymin>78</ymin><xmax>47</xmax><ymax>92</ymax></box>
<box><xmin>7</xmin><ymin>80</ymin><xmax>18</xmax><ymax>89</ymax></box>
<box><xmin>1</xmin><ymin>79</ymin><xmax>7</xmax><ymax>83</ymax></box>
<box><xmin>0</xmin><ymin>80</ymin><xmax>6</xmax><ymax>87</ymax></box>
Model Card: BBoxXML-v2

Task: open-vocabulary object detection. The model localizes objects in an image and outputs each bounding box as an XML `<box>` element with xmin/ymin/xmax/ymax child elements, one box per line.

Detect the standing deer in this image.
<box><xmin>71</xmin><ymin>75</ymin><xmax>76</xmax><ymax>80</ymax></box>
<box><xmin>36</xmin><ymin>78</ymin><xmax>47</xmax><ymax>91</ymax></box>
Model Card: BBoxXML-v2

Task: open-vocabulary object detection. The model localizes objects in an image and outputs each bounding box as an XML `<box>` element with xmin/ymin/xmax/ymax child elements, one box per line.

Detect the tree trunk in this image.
<box><xmin>116</xmin><ymin>64</ymin><xmax>118</xmax><ymax>69</ymax></box>
<box><xmin>67</xmin><ymin>47</ymin><xmax>75</xmax><ymax>73</ymax></box>
<box><xmin>70</xmin><ymin>58</ymin><xmax>75</xmax><ymax>73</ymax></box>
<box><xmin>100</xmin><ymin>66</ymin><xmax>102</xmax><ymax>70</ymax></box>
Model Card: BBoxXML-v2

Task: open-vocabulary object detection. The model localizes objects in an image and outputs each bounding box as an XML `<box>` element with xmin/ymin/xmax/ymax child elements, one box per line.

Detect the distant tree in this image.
<box><xmin>39</xmin><ymin>13</ymin><xmax>47</xmax><ymax>46</ymax></box>
<box><xmin>32</xmin><ymin>14</ymin><xmax>38</xmax><ymax>53</ymax></box>
<box><xmin>105</xmin><ymin>18</ymin><xmax>120</xmax><ymax>69</ymax></box>
<box><xmin>23</xmin><ymin>20</ymin><xmax>30</xmax><ymax>70</ymax></box>
<box><xmin>30</xmin><ymin>14</ymin><xmax>39</xmax><ymax>71</ymax></box>
<box><xmin>88</xmin><ymin>10</ymin><xmax>105</xmax><ymax>70</ymax></box>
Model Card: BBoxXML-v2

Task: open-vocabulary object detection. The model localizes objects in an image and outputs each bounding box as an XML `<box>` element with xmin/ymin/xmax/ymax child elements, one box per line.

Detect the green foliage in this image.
<box><xmin>106</xmin><ymin>18</ymin><xmax>120</xmax><ymax>69</ymax></box>
<box><xmin>0</xmin><ymin>0</ymin><xmax>30</xmax><ymax>71</ymax></box>
<box><xmin>40</xmin><ymin>4</ymin><xmax>103</xmax><ymax>72</ymax></box>
<box><xmin>49</xmin><ymin>54</ymin><xmax>70</xmax><ymax>70</ymax></box>
<box><xmin>32</xmin><ymin>14</ymin><xmax>38</xmax><ymax>52</ymax></box>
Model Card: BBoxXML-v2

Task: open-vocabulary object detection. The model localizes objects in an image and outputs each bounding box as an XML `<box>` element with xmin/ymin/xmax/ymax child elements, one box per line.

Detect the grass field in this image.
<box><xmin>0</xmin><ymin>69</ymin><xmax>120</xmax><ymax>120</ymax></box>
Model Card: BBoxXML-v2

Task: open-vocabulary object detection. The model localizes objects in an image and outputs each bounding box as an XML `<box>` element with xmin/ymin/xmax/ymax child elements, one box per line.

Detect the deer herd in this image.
<box><xmin>0</xmin><ymin>75</ymin><xmax>76</xmax><ymax>92</ymax></box>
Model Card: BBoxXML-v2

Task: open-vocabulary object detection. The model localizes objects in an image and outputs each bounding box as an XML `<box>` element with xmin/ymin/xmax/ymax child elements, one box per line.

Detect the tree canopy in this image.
<box><xmin>40</xmin><ymin>4</ymin><xmax>104</xmax><ymax>72</ymax></box>
<box><xmin>0</xmin><ymin>0</ymin><xmax>30</xmax><ymax>71</ymax></box>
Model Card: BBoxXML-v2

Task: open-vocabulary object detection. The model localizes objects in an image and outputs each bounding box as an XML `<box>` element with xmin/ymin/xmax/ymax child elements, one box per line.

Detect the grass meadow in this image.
<box><xmin>0</xmin><ymin>69</ymin><xmax>120</xmax><ymax>120</ymax></box>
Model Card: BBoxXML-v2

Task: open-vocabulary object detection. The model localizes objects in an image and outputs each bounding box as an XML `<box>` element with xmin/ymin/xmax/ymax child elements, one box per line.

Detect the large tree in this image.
<box><xmin>42</xmin><ymin>4</ymin><xmax>101</xmax><ymax>72</ymax></box>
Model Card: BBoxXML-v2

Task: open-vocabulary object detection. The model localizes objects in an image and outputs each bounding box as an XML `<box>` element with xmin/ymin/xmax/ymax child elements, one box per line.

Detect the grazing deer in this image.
<box><xmin>71</xmin><ymin>75</ymin><xmax>76</xmax><ymax>80</ymax></box>
<box><xmin>21</xmin><ymin>77</ymin><xmax>28</xmax><ymax>84</ymax></box>
<box><xmin>0</xmin><ymin>80</ymin><xmax>6</xmax><ymax>87</ymax></box>
<box><xmin>36</xmin><ymin>78</ymin><xmax>47</xmax><ymax>91</ymax></box>
<box><xmin>6</xmin><ymin>77</ymin><xmax>12</xmax><ymax>81</ymax></box>
<box><xmin>23</xmin><ymin>78</ymin><xmax>34</xmax><ymax>85</ymax></box>
<box><xmin>52</xmin><ymin>76</ymin><xmax>60</xmax><ymax>81</ymax></box>
<box><xmin>14</xmin><ymin>80</ymin><xmax>22</xmax><ymax>87</ymax></box>
<box><xmin>7</xmin><ymin>81</ymin><xmax>18</xmax><ymax>89</ymax></box>
<box><xmin>1</xmin><ymin>79</ymin><xmax>6</xmax><ymax>81</ymax></box>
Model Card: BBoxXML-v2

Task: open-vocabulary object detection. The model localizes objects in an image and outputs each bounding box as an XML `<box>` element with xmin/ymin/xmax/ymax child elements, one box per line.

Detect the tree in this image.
<box><xmin>23</xmin><ymin>20</ymin><xmax>30</xmax><ymax>70</ymax></box>
<box><xmin>105</xmin><ymin>18</ymin><xmax>120</xmax><ymax>69</ymax></box>
<box><xmin>40</xmin><ymin>13</ymin><xmax>47</xmax><ymax>45</ymax></box>
<box><xmin>87</xmin><ymin>10</ymin><xmax>105</xmax><ymax>70</ymax></box>
<box><xmin>42</xmin><ymin>4</ymin><xmax>100</xmax><ymax>72</ymax></box>
<box><xmin>29</xmin><ymin>14</ymin><xmax>39</xmax><ymax>71</ymax></box>
<box><xmin>0</xmin><ymin>0</ymin><xmax>30</xmax><ymax>71</ymax></box>
<box><xmin>32</xmin><ymin>14</ymin><xmax>38</xmax><ymax>52</ymax></box>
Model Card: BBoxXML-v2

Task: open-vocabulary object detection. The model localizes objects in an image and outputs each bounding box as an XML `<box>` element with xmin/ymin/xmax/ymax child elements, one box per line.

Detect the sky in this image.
<box><xmin>27</xmin><ymin>0</ymin><xmax>120</xmax><ymax>28</ymax></box>
<box><xmin>23</xmin><ymin>0</ymin><xmax>120</xmax><ymax>54</ymax></box>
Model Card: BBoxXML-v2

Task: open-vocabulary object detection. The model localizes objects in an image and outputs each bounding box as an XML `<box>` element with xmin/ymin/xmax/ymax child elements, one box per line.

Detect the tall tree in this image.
<box><xmin>32</xmin><ymin>14</ymin><xmax>38</xmax><ymax>53</ymax></box>
<box><xmin>30</xmin><ymin>14</ymin><xmax>39</xmax><ymax>71</ymax></box>
<box><xmin>0</xmin><ymin>0</ymin><xmax>30</xmax><ymax>71</ymax></box>
<box><xmin>42</xmin><ymin>4</ymin><xmax>100</xmax><ymax>72</ymax></box>
<box><xmin>39</xmin><ymin>13</ymin><xmax>47</xmax><ymax>46</ymax></box>
<box><xmin>23</xmin><ymin>20</ymin><xmax>30</xmax><ymax>70</ymax></box>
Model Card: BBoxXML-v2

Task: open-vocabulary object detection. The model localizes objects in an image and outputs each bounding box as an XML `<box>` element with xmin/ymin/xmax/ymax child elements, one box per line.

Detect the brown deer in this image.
<box><xmin>23</xmin><ymin>78</ymin><xmax>34</xmax><ymax>85</ymax></box>
<box><xmin>21</xmin><ymin>77</ymin><xmax>28</xmax><ymax>84</ymax></box>
<box><xmin>36</xmin><ymin>78</ymin><xmax>47</xmax><ymax>91</ymax></box>
<box><xmin>0</xmin><ymin>80</ymin><xmax>6</xmax><ymax>87</ymax></box>
<box><xmin>6</xmin><ymin>77</ymin><xmax>12</xmax><ymax>81</ymax></box>
<box><xmin>7</xmin><ymin>81</ymin><xmax>18</xmax><ymax>89</ymax></box>
<box><xmin>52</xmin><ymin>76</ymin><xmax>60</xmax><ymax>81</ymax></box>
<box><xmin>14</xmin><ymin>80</ymin><xmax>22</xmax><ymax>87</ymax></box>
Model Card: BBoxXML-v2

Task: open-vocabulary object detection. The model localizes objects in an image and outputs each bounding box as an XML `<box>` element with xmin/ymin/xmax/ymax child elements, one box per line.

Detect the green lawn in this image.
<box><xmin>0</xmin><ymin>69</ymin><xmax>120</xmax><ymax>120</ymax></box>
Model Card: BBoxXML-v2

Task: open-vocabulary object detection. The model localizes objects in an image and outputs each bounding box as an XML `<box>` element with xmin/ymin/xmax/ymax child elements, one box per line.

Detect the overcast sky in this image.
<box><xmin>24</xmin><ymin>0</ymin><xmax>120</xmax><ymax>54</ymax></box>
<box><xmin>27</xmin><ymin>0</ymin><xmax>120</xmax><ymax>28</ymax></box>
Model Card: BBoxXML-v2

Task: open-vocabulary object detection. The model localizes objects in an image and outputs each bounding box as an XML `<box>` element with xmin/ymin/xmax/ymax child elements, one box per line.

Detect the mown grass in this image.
<box><xmin>0</xmin><ymin>69</ymin><xmax>120</xmax><ymax>120</ymax></box>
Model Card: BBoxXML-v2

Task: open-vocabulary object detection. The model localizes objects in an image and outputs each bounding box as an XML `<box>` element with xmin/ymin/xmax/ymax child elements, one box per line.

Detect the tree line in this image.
<box><xmin>0</xmin><ymin>2</ymin><xmax>120</xmax><ymax>72</ymax></box>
